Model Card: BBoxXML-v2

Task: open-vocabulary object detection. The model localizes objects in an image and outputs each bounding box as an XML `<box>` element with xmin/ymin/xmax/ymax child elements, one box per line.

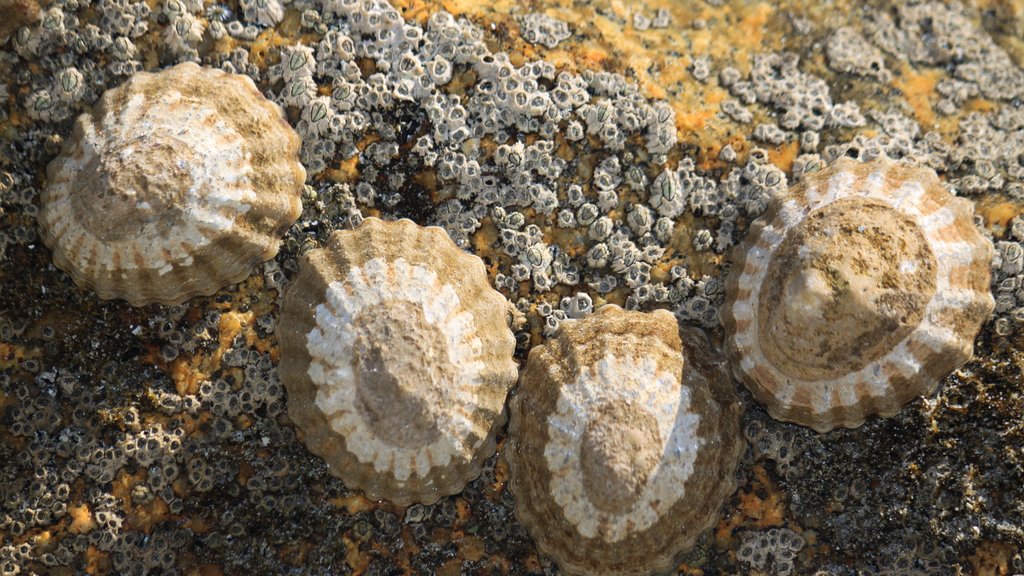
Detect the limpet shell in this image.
<box><xmin>723</xmin><ymin>158</ymin><xmax>994</xmax><ymax>433</ymax></box>
<box><xmin>39</xmin><ymin>62</ymin><xmax>305</xmax><ymax>306</ymax></box>
<box><xmin>507</xmin><ymin>305</ymin><xmax>744</xmax><ymax>576</ymax></box>
<box><xmin>277</xmin><ymin>218</ymin><xmax>518</xmax><ymax>506</ymax></box>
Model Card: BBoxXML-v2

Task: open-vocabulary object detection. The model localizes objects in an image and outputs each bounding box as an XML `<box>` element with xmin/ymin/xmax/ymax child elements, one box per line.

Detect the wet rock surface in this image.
<box><xmin>1</xmin><ymin>0</ymin><xmax>1023</xmax><ymax>574</ymax></box>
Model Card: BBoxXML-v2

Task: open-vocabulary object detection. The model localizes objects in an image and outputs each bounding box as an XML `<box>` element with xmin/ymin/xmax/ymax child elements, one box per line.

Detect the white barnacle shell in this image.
<box><xmin>0</xmin><ymin>0</ymin><xmax>43</xmax><ymax>45</ymax></box>
<box><xmin>39</xmin><ymin>63</ymin><xmax>305</xmax><ymax>306</ymax></box>
<box><xmin>723</xmin><ymin>157</ymin><xmax>995</xmax><ymax>433</ymax></box>
<box><xmin>277</xmin><ymin>218</ymin><xmax>518</xmax><ymax>506</ymax></box>
<box><xmin>507</xmin><ymin>305</ymin><xmax>744</xmax><ymax>576</ymax></box>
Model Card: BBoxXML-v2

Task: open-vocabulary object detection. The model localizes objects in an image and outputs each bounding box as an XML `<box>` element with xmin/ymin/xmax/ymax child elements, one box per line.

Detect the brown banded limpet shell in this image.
<box><xmin>39</xmin><ymin>62</ymin><xmax>305</xmax><ymax>306</ymax></box>
<box><xmin>723</xmin><ymin>157</ymin><xmax>995</xmax><ymax>433</ymax></box>
<box><xmin>277</xmin><ymin>217</ymin><xmax>518</xmax><ymax>506</ymax></box>
<box><xmin>507</xmin><ymin>305</ymin><xmax>744</xmax><ymax>576</ymax></box>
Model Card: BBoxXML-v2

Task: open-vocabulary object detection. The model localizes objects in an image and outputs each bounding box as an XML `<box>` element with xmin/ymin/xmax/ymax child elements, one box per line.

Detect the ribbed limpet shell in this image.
<box><xmin>507</xmin><ymin>305</ymin><xmax>744</xmax><ymax>576</ymax></box>
<box><xmin>277</xmin><ymin>218</ymin><xmax>518</xmax><ymax>506</ymax></box>
<box><xmin>723</xmin><ymin>158</ymin><xmax>994</xmax><ymax>433</ymax></box>
<box><xmin>39</xmin><ymin>62</ymin><xmax>305</xmax><ymax>306</ymax></box>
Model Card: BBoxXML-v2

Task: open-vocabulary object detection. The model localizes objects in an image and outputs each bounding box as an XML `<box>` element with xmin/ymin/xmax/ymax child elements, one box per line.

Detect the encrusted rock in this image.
<box><xmin>723</xmin><ymin>157</ymin><xmax>994</xmax><ymax>433</ymax></box>
<box><xmin>507</xmin><ymin>305</ymin><xmax>744</xmax><ymax>576</ymax></box>
<box><xmin>277</xmin><ymin>218</ymin><xmax>518</xmax><ymax>506</ymax></box>
<box><xmin>0</xmin><ymin>0</ymin><xmax>43</xmax><ymax>45</ymax></box>
<box><xmin>39</xmin><ymin>62</ymin><xmax>305</xmax><ymax>306</ymax></box>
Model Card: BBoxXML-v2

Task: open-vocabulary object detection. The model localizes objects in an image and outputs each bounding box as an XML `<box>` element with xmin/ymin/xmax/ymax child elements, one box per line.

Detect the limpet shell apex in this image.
<box><xmin>723</xmin><ymin>157</ymin><xmax>995</xmax><ymax>433</ymax></box>
<box><xmin>39</xmin><ymin>62</ymin><xmax>305</xmax><ymax>306</ymax></box>
<box><xmin>278</xmin><ymin>217</ymin><xmax>518</xmax><ymax>506</ymax></box>
<box><xmin>507</xmin><ymin>305</ymin><xmax>744</xmax><ymax>576</ymax></box>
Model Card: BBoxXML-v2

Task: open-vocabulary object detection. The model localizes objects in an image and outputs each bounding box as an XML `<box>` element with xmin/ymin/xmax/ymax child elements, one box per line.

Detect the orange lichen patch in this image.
<box><xmin>216</xmin><ymin>310</ymin><xmax>256</xmax><ymax>360</ymax></box>
<box><xmin>132</xmin><ymin>494</ymin><xmax>170</xmax><ymax>531</ymax></box>
<box><xmin>0</xmin><ymin>341</ymin><xmax>28</xmax><ymax>370</ymax></box>
<box><xmin>964</xmin><ymin>98</ymin><xmax>1000</xmax><ymax>114</ymax></box>
<box><xmin>343</xmin><ymin>536</ymin><xmax>369</xmax><ymax>573</ymax></box>
<box><xmin>737</xmin><ymin>465</ymin><xmax>787</xmax><ymax>527</ymax></box>
<box><xmin>169</xmin><ymin>356</ymin><xmax>205</xmax><ymax>397</ymax></box>
<box><xmin>324</xmin><ymin>152</ymin><xmax>362</xmax><ymax>184</ymax></box>
<box><xmin>893</xmin><ymin>63</ymin><xmax>943</xmax><ymax>129</ymax></box>
<box><xmin>977</xmin><ymin>199</ymin><xmax>1024</xmax><ymax>234</ymax></box>
<box><xmin>967</xmin><ymin>541</ymin><xmax>1016</xmax><ymax>576</ymax></box>
<box><xmin>109</xmin><ymin>470</ymin><xmax>136</xmax><ymax>506</ymax></box>
<box><xmin>715</xmin><ymin>464</ymin><xmax>786</xmax><ymax>548</ymax></box>
<box><xmin>248</xmin><ymin>28</ymin><xmax>296</xmax><ymax>68</ymax></box>
<box><xmin>393</xmin><ymin>0</ymin><xmax>436</xmax><ymax>24</ymax></box>
<box><xmin>110</xmin><ymin>470</ymin><xmax>172</xmax><ymax>531</ymax></box>
<box><xmin>84</xmin><ymin>546</ymin><xmax>109</xmax><ymax>574</ymax></box>
<box><xmin>166</xmin><ymin>306</ymin><xmax>261</xmax><ymax>396</ymax></box>
<box><xmin>68</xmin><ymin>504</ymin><xmax>97</xmax><ymax>534</ymax></box>
<box><xmin>733</xmin><ymin>2</ymin><xmax>774</xmax><ymax>51</ymax></box>
<box><xmin>767</xmin><ymin>140</ymin><xmax>800</xmax><ymax>173</ymax></box>
<box><xmin>673</xmin><ymin>92</ymin><xmax>725</xmax><ymax>135</ymax></box>
<box><xmin>329</xmin><ymin>493</ymin><xmax>374</xmax><ymax>515</ymax></box>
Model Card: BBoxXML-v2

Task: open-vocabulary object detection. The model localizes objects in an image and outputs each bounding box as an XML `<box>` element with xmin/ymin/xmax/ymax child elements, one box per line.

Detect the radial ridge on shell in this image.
<box><xmin>39</xmin><ymin>62</ymin><xmax>305</xmax><ymax>306</ymax></box>
<box><xmin>723</xmin><ymin>157</ymin><xmax>995</xmax><ymax>433</ymax></box>
<box><xmin>507</xmin><ymin>305</ymin><xmax>744</xmax><ymax>576</ymax></box>
<box><xmin>277</xmin><ymin>217</ymin><xmax>519</xmax><ymax>506</ymax></box>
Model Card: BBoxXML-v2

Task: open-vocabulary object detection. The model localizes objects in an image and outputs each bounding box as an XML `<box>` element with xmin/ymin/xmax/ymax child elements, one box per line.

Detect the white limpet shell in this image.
<box><xmin>723</xmin><ymin>157</ymin><xmax>995</xmax><ymax>433</ymax></box>
<box><xmin>507</xmin><ymin>305</ymin><xmax>744</xmax><ymax>576</ymax></box>
<box><xmin>39</xmin><ymin>62</ymin><xmax>305</xmax><ymax>306</ymax></box>
<box><xmin>277</xmin><ymin>218</ymin><xmax>518</xmax><ymax>506</ymax></box>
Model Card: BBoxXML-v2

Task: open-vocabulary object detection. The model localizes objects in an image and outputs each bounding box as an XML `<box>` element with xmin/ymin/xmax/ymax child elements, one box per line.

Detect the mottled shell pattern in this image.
<box><xmin>507</xmin><ymin>305</ymin><xmax>744</xmax><ymax>576</ymax></box>
<box><xmin>724</xmin><ymin>158</ymin><xmax>994</xmax><ymax>433</ymax></box>
<box><xmin>277</xmin><ymin>218</ymin><xmax>519</xmax><ymax>506</ymax></box>
<box><xmin>39</xmin><ymin>62</ymin><xmax>305</xmax><ymax>306</ymax></box>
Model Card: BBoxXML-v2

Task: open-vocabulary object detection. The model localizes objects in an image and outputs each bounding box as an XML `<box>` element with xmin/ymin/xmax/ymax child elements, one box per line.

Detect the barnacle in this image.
<box><xmin>507</xmin><ymin>305</ymin><xmax>744</xmax><ymax>576</ymax></box>
<box><xmin>723</xmin><ymin>158</ymin><xmax>994</xmax><ymax>433</ymax></box>
<box><xmin>0</xmin><ymin>0</ymin><xmax>42</xmax><ymax>45</ymax></box>
<box><xmin>38</xmin><ymin>62</ymin><xmax>304</xmax><ymax>306</ymax></box>
<box><xmin>277</xmin><ymin>217</ymin><xmax>518</xmax><ymax>506</ymax></box>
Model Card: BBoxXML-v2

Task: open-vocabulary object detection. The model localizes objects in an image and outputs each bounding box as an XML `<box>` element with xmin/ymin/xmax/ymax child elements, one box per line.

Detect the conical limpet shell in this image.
<box><xmin>39</xmin><ymin>62</ymin><xmax>305</xmax><ymax>306</ymax></box>
<box><xmin>277</xmin><ymin>218</ymin><xmax>518</xmax><ymax>506</ymax></box>
<box><xmin>507</xmin><ymin>305</ymin><xmax>744</xmax><ymax>576</ymax></box>
<box><xmin>723</xmin><ymin>157</ymin><xmax>995</xmax><ymax>433</ymax></box>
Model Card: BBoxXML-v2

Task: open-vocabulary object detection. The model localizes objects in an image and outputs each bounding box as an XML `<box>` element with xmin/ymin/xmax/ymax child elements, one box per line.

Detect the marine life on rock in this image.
<box><xmin>506</xmin><ymin>305</ymin><xmax>744</xmax><ymax>576</ymax></box>
<box><xmin>0</xmin><ymin>0</ymin><xmax>43</xmax><ymax>45</ymax></box>
<box><xmin>277</xmin><ymin>217</ymin><xmax>518</xmax><ymax>506</ymax></box>
<box><xmin>38</xmin><ymin>62</ymin><xmax>305</xmax><ymax>306</ymax></box>
<box><xmin>723</xmin><ymin>157</ymin><xmax>995</xmax><ymax>433</ymax></box>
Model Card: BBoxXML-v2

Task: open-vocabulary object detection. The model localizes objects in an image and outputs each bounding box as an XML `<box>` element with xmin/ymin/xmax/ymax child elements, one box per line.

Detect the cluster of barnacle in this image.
<box><xmin>825</xmin><ymin>27</ymin><xmax>891</xmax><ymax>83</ymax></box>
<box><xmin>868</xmin><ymin>2</ymin><xmax>1024</xmax><ymax>104</ymax></box>
<box><xmin>743</xmin><ymin>417</ymin><xmax>808</xmax><ymax>482</ymax></box>
<box><xmin>0</xmin><ymin>375</ymin><xmax>195</xmax><ymax>574</ymax></box>
<box><xmin>630</xmin><ymin>7</ymin><xmax>671</xmax><ymax>32</ymax></box>
<box><xmin>248</xmin><ymin>0</ymin><xmax>749</xmax><ymax>329</ymax></box>
<box><xmin>817</xmin><ymin>6</ymin><xmax>1024</xmax><ymax>206</ymax></box>
<box><xmin>991</xmin><ymin>217</ymin><xmax>1024</xmax><ymax>336</ymax></box>
<box><xmin>735</xmin><ymin>527</ymin><xmax>805</xmax><ymax>576</ymax></box>
<box><xmin>516</xmin><ymin>12</ymin><xmax>571</xmax><ymax>49</ymax></box>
